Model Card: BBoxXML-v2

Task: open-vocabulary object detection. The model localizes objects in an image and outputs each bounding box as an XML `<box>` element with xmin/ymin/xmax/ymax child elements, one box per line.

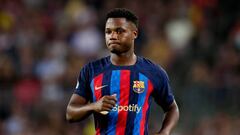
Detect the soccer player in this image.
<box><xmin>66</xmin><ymin>8</ymin><xmax>179</xmax><ymax>135</ymax></box>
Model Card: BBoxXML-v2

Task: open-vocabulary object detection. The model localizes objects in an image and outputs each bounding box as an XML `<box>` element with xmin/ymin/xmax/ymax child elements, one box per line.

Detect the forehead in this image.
<box><xmin>105</xmin><ymin>18</ymin><xmax>132</xmax><ymax>29</ymax></box>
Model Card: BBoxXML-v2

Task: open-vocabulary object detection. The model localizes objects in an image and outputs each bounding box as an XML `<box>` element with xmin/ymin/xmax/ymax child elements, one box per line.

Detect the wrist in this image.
<box><xmin>157</xmin><ymin>130</ymin><xmax>170</xmax><ymax>135</ymax></box>
<box><xmin>89</xmin><ymin>102</ymin><xmax>98</xmax><ymax>112</ymax></box>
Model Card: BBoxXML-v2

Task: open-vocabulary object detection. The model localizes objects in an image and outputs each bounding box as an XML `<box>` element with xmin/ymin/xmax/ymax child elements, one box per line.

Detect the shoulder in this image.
<box><xmin>137</xmin><ymin>56</ymin><xmax>170</xmax><ymax>81</ymax></box>
<box><xmin>138</xmin><ymin>57</ymin><xmax>166</xmax><ymax>72</ymax></box>
<box><xmin>79</xmin><ymin>56</ymin><xmax>111</xmax><ymax>78</ymax></box>
<box><xmin>83</xmin><ymin>56</ymin><xmax>110</xmax><ymax>70</ymax></box>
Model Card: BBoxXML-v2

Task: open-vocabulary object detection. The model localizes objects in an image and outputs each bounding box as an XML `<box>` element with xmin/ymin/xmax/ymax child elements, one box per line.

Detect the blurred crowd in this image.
<box><xmin>0</xmin><ymin>0</ymin><xmax>240</xmax><ymax>135</ymax></box>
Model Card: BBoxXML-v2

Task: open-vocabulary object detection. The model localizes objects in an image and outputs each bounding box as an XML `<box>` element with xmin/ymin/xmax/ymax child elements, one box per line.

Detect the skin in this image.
<box><xmin>66</xmin><ymin>18</ymin><xmax>179</xmax><ymax>135</ymax></box>
<box><xmin>105</xmin><ymin>18</ymin><xmax>138</xmax><ymax>66</ymax></box>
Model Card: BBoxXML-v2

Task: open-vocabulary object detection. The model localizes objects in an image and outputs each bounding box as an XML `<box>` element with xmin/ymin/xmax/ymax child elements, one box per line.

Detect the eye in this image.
<box><xmin>116</xmin><ymin>28</ymin><xmax>124</xmax><ymax>34</ymax></box>
<box><xmin>105</xmin><ymin>30</ymin><xmax>111</xmax><ymax>34</ymax></box>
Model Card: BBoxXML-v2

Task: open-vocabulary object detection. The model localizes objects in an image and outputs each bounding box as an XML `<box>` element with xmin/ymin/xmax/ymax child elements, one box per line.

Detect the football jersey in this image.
<box><xmin>75</xmin><ymin>56</ymin><xmax>174</xmax><ymax>135</ymax></box>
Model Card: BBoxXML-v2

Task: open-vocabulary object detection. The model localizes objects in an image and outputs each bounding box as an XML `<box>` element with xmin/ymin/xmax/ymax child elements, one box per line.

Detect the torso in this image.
<box><xmin>75</xmin><ymin>56</ymin><xmax>174</xmax><ymax>135</ymax></box>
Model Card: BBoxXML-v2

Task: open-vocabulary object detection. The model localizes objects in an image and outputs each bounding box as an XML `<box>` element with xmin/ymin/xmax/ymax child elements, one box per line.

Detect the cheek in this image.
<box><xmin>121</xmin><ymin>37</ymin><xmax>133</xmax><ymax>44</ymax></box>
<box><xmin>105</xmin><ymin>35</ymin><xmax>110</xmax><ymax>43</ymax></box>
<box><xmin>121</xmin><ymin>34</ymin><xmax>133</xmax><ymax>41</ymax></box>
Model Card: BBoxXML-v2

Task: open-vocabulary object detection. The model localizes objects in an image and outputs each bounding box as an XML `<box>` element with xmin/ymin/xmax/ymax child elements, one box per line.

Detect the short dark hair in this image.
<box><xmin>106</xmin><ymin>8</ymin><xmax>138</xmax><ymax>28</ymax></box>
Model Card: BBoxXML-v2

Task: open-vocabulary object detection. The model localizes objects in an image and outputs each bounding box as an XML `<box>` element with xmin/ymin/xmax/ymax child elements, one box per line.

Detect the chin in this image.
<box><xmin>110</xmin><ymin>49</ymin><xmax>122</xmax><ymax>55</ymax></box>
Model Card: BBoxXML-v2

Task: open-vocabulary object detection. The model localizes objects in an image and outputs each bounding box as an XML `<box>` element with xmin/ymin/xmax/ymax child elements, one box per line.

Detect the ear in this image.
<box><xmin>133</xmin><ymin>30</ymin><xmax>138</xmax><ymax>39</ymax></box>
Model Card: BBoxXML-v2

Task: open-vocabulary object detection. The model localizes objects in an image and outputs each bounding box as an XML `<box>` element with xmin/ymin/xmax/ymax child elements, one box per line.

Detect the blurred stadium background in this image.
<box><xmin>0</xmin><ymin>0</ymin><xmax>240</xmax><ymax>135</ymax></box>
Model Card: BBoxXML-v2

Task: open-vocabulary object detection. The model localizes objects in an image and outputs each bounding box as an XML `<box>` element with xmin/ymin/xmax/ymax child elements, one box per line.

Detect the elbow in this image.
<box><xmin>66</xmin><ymin>113</ymin><xmax>72</xmax><ymax>123</ymax></box>
<box><xmin>66</xmin><ymin>107</ymin><xmax>75</xmax><ymax>123</ymax></box>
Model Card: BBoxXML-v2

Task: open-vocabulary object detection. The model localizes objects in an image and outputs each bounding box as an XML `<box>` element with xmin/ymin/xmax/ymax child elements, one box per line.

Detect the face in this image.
<box><xmin>105</xmin><ymin>18</ymin><xmax>138</xmax><ymax>55</ymax></box>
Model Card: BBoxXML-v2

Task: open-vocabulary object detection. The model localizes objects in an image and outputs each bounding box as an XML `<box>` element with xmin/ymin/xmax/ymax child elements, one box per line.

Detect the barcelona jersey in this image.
<box><xmin>75</xmin><ymin>56</ymin><xmax>174</xmax><ymax>135</ymax></box>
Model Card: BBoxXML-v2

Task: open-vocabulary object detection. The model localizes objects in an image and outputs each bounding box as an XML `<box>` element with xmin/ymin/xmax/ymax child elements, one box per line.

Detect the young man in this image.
<box><xmin>66</xmin><ymin>8</ymin><xmax>179</xmax><ymax>135</ymax></box>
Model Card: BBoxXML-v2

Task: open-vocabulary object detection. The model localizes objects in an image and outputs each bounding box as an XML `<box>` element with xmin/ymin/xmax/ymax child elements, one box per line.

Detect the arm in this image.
<box><xmin>155</xmin><ymin>100</ymin><xmax>179</xmax><ymax>135</ymax></box>
<box><xmin>66</xmin><ymin>94</ymin><xmax>117</xmax><ymax>122</ymax></box>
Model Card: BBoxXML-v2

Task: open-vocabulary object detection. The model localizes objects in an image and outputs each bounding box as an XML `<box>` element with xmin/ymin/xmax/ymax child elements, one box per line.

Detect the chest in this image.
<box><xmin>89</xmin><ymin>69</ymin><xmax>154</xmax><ymax>103</ymax></box>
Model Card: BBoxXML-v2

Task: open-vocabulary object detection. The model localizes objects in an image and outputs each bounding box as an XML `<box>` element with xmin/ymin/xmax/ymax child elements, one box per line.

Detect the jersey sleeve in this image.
<box><xmin>152</xmin><ymin>66</ymin><xmax>174</xmax><ymax>112</ymax></box>
<box><xmin>74</xmin><ymin>64</ymin><xmax>91</xmax><ymax>101</ymax></box>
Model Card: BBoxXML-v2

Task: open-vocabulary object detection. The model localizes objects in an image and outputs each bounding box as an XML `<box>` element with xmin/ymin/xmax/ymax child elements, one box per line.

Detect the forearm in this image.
<box><xmin>66</xmin><ymin>103</ymin><xmax>95</xmax><ymax>122</ymax></box>
<box><xmin>158</xmin><ymin>101</ymin><xmax>179</xmax><ymax>135</ymax></box>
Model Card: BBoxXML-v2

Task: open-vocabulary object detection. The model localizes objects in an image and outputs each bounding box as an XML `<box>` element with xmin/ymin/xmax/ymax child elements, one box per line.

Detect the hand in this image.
<box><xmin>92</xmin><ymin>94</ymin><xmax>117</xmax><ymax>114</ymax></box>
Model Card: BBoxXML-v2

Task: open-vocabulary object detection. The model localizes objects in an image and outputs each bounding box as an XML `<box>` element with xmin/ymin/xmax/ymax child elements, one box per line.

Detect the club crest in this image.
<box><xmin>133</xmin><ymin>81</ymin><xmax>145</xmax><ymax>93</ymax></box>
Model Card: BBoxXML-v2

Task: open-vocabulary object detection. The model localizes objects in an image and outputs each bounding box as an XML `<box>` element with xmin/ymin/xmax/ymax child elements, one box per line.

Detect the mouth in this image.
<box><xmin>109</xmin><ymin>42</ymin><xmax>120</xmax><ymax>45</ymax></box>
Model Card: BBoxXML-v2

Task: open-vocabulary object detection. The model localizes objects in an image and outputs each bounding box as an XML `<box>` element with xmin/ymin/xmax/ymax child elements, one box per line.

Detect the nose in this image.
<box><xmin>110</xmin><ymin>32</ymin><xmax>118</xmax><ymax>40</ymax></box>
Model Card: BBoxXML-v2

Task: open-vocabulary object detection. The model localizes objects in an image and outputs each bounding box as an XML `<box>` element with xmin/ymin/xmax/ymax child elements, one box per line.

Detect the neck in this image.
<box><xmin>110</xmin><ymin>52</ymin><xmax>137</xmax><ymax>66</ymax></box>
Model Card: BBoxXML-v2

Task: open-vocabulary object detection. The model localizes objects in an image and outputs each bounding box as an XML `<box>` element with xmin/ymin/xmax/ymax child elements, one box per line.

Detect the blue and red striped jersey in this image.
<box><xmin>75</xmin><ymin>56</ymin><xmax>174</xmax><ymax>135</ymax></box>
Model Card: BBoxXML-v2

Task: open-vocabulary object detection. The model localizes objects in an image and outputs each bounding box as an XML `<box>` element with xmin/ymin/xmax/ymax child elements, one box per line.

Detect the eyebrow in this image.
<box><xmin>105</xmin><ymin>27</ymin><xmax>125</xmax><ymax>30</ymax></box>
<box><xmin>105</xmin><ymin>27</ymin><xmax>124</xmax><ymax>30</ymax></box>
